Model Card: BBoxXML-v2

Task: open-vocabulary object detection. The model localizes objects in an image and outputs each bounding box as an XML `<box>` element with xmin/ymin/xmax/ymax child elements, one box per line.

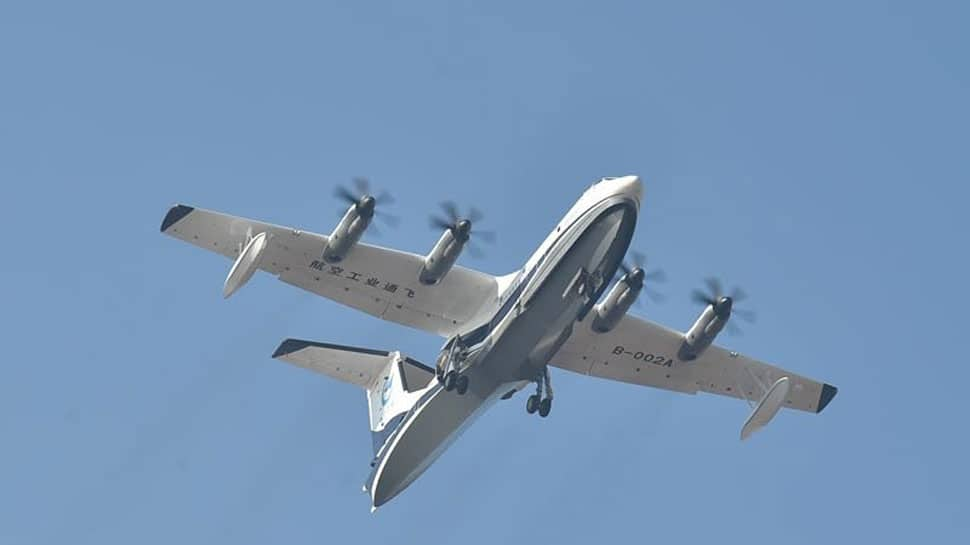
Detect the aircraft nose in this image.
<box><xmin>611</xmin><ymin>175</ymin><xmax>642</xmax><ymax>203</ymax></box>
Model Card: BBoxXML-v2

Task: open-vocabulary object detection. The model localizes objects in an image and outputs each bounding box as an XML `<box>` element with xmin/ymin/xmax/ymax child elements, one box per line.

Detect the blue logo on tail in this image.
<box><xmin>381</xmin><ymin>373</ymin><xmax>393</xmax><ymax>406</ymax></box>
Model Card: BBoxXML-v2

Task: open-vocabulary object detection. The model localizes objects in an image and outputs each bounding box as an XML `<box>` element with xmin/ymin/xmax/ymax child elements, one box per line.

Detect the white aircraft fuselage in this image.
<box><xmin>366</xmin><ymin>176</ymin><xmax>642</xmax><ymax>508</ymax></box>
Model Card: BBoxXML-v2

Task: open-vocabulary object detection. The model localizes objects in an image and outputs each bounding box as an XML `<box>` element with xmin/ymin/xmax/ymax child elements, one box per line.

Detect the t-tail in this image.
<box><xmin>271</xmin><ymin>339</ymin><xmax>436</xmax><ymax>459</ymax></box>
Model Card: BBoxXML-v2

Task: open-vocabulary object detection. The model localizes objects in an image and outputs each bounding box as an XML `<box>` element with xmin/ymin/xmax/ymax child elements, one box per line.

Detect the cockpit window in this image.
<box><xmin>591</xmin><ymin>177</ymin><xmax>618</xmax><ymax>188</ymax></box>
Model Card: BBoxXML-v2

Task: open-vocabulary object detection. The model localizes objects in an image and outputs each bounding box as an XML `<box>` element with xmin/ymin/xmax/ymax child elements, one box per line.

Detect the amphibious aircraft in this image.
<box><xmin>160</xmin><ymin>175</ymin><xmax>837</xmax><ymax>509</ymax></box>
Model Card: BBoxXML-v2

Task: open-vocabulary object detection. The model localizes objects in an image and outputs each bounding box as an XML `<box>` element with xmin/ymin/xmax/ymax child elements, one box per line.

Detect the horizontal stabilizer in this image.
<box><xmin>273</xmin><ymin>338</ymin><xmax>436</xmax><ymax>458</ymax></box>
<box><xmin>272</xmin><ymin>339</ymin><xmax>392</xmax><ymax>388</ymax></box>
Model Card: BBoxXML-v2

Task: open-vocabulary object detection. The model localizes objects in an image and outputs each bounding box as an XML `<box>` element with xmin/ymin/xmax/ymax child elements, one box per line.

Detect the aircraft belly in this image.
<box><xmin>486</xmin><ymin>205</ymin><xmax>631</xmax><ymax>382</ymax></box>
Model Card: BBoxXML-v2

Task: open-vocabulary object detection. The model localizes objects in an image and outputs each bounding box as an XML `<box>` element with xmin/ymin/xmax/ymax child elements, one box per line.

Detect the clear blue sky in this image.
<box><xmin>2</xmin><ymin>1</ymin><xmax>967</xmax><ymax>543</ymax></box>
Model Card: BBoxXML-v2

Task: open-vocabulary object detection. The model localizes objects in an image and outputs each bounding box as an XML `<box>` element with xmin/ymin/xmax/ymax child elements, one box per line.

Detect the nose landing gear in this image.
<box><xmin>526</xmin><ymin>367</ymin><xmax>554</xmax><ymax>418</ymax></box>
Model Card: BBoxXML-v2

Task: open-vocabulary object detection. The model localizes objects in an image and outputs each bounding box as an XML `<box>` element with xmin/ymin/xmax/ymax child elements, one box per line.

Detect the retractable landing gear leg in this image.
<box><xmin>526</xmin><ymin>372</ymin><xmax>542</xmax><ymax>414</ymax></box>
<box><xmin>439</xmin><ymin>336</ymin><xmax>469</xmax><ymax>395</ymax></box>
<box><xmin>525</xmin><ymin>367</ymin><xmax>553</xmax><ymax>417</ymax></box>
<box><xmin>538</xmin><ymin>367</ymin><xmax>553</xmax><ymax>418</ymax></box>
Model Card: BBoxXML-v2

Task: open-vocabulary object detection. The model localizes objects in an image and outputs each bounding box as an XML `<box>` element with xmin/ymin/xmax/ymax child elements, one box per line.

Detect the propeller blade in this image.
<box><xmin>378</xmin><ymin>211</ymin><xmax>402</xmax><ymax>228</ymax></box>
<box><xmin>693</xmin><ymin>276</ymin><xmax>756</xmax><ymax>328</ymax></box>
<box><xmin>691</xmin><ymin>289</ymin><xmax>716</xmax><ymax>306</ymax></box>
<box><xmin>726</xmin><ymin>321</ymin><xmax>744</xmax><ymax>336</ymax></box>
<box><xmin>475</xmin><ymin>229</ymin><xmax>496</xmax><ymax>244</ymax></box>
<box><xmin>440</xmin><ymin>201</ymin><xmax>460</xmax><ymax>224</ymax></box>
<box><xmin>430</xmin><ymin>216</ymin><xmax>453</xmax><ymax>231</ymax></box>
<box><xmin>730</xmin><ymin>286</ymin><xmax>747</xmax><ymax>303</ymax></box>
<box><xmin>468</xmin><ymin>206</ymin><xmax>484</xmax><ymax>224</ymax></box>
<box><xmin>335</xmin><ymin>185</ymin><xmax>358</xmax><ymax>205</ymax></box>
<box><xmin>375</xmin><ymin>189</ymin><xmax>396</xmax><ymax>206</ymax></box>
<box><xmin>465</xmin><ymin>239</ymin><xmax>484</xmax><ymax>259</ymax></box>
<box><xmin>733</xmin><ymin>308</ymin><xmax>757</xmax><ymax>323</ymax></box>
<box><xmin>705</xmin><ymin>277</ymin><xmax>723</xmax><ymax>299</ymax></box>
<box><xmin>352</xmin><ymin>176</ymin><xmax>370</xmax><ymax>195</ymax></box>
<box><xmin>644</xmin><ymin>287</ymin><xmax>666</xmax><ymax>304</ymax></box>
<box><xmin>644</xmin><ymin>269</ymin><xmax>666</xmax><ymax>283</ymax></box>
<box><xmin>631</xmin><ymin>251</ymin><xmax>646</xmax><ymax>269</ymax></box>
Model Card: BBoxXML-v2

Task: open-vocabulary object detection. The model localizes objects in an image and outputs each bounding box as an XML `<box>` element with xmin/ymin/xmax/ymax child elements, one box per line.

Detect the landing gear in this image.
<box><xmin>437</xmin><ymin>334</ymin><xmax>472</xmax><ymax>396</ymax></box>
<box><xmin>525</xmin><ymin>367</ymin><xmax>554</xmax><ymax>418</ymax></box>
<box><xmin>538</xmin><ymin>398</ymin><xmax>552</xmax><ymax>418</ymax></box>
<box><xmin>443</xmin><ymin>370</ymin><xmax>457</xmax><ymax>391</ymax></box>
<box><xmin>441</xmin><ymin>370</ymin><xmax>470</xmax><ymax>395</ymax></box>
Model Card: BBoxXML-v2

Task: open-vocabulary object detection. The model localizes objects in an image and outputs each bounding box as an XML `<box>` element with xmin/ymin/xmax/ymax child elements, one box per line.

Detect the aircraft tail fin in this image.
<box><xmin>272</xmin><ymin>339</ymin><xmax>436</xmax><ymax>454</ymax></box>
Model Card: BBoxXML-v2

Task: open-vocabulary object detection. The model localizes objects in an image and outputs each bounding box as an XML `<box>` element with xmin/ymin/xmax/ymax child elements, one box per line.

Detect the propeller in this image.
<box><xmin>615</xmin><ymin>251</ymin><xmax>666</xmax><ymax>304</ymax></box>
<box><xmin>334</xmin><ymin>177</ymin><xmax>400</xmax><ymax>235</ymax></box>
<box><xmin>690</xmin><ymin>277</ymin><xmax>757</xmax><ymax>334</ymax></box>
<box><xmin>429</xmin><ymin>201</ymin><xmax>496</xmax><ymax>258</ymax></box>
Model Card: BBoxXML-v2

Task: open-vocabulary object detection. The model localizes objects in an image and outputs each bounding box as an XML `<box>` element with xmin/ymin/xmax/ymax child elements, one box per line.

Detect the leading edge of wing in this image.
<box><xmin>272</xmin><ymin>338</ymin><xmax>391</xmax><ymax>359</ymax></box>
<box><xmin>160</xmin><ymin>204</ymin><xmax>195</xmax><ymax>232</ymax></box>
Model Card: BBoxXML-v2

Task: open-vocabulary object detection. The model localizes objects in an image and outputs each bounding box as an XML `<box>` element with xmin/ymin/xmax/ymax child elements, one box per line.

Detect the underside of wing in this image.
<box><xmin>553</xmin><ymin>314</ymin><xmax>837</xmax><ymax>415</ymax></box>
<box><xmin>160</xmin><ymin>204</ymin><xmax>502</xmax><ymax>337</ymax></box>
<box><xmin>272</xmin><ymin>339</ymin><xmax>392</xmax><ymax>387</ymax></box>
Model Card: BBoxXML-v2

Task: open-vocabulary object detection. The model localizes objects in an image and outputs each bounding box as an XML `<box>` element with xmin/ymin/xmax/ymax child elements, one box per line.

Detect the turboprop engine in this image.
<box><xmin>591</xmin><ymin>252</ymin><xmax>665</xmax><ymax>333</ymax></box>
<box><xmin>592</xmin><ymin>271</ymin><xmax>641</xmax><ymax>333</ymax></box>
<box><xmin>678</xmin><ymin>278</ymin><xmax>755</xmax><ymax>360</ymax></box>
<box><xmin>322</xmin><ymin>178</ymin><xmax>397</xmax><ymax>263</ymax></box>
<box><xmin>419</xmin><ymin>222</ymin><xmax>468</xmax><ymax>285</ymax></box>
<box><xmin>419</xmin><ymin>202</ymin><xmax>494</xmax><ymax>285</ymax></box>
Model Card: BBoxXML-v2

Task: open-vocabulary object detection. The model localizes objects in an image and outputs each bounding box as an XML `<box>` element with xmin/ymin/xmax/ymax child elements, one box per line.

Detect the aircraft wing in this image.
<box><xmin>552</xmin><ymin>314</ymin><xmax>837</xmax><ymax>414</ymax></box>
<box><xmin>160</xmin><ymin>205</ymin><xmax>500</xmax><ymax>337</ymax></box>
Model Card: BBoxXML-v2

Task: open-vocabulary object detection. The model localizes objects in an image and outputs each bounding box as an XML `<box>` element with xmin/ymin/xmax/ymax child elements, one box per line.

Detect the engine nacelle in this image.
<box><xmin>419</xmin><ymin>230</ymin><xmax>464</xmax><ymax>285</ymax></box>
<box><xmin>591</xmin><ymin>278</ymin><xmax>641</xmax><ymax>333</ymax></box>
<box><xmin>678</xmin><ymin>301</ymin><xmax>731</xmax><ymax>360</ymax></box>
<box><xmin>322</xmin><ymin>201</ymin><xmax>374</xmax><ymax>263</ymax></box>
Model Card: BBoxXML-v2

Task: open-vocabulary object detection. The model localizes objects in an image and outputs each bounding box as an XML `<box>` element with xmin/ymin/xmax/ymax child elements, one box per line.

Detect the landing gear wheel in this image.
<box><xmin>526</xmin><ymin>394</ymin><xmax>540</xmax><ymax>414</ymax></box>
<box><xmin>456</xmin><ymin>375</ymin><xmax>469</xmax><ymax>395</ymax></box>
<box><xmin>443</xmin><ymin>371</ymin><xmax>457</xmax><ymax>392</ymax></box>
<box><xmin>538</xmin><ymin>398</ymin><xmax>552</xmax><ymax>418</ymax></box>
